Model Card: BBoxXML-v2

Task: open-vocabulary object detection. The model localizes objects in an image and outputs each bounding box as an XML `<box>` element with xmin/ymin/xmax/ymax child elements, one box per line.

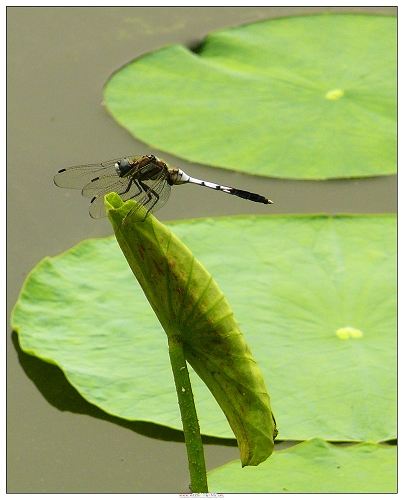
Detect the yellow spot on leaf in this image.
<box><xmin>336</xmin><ymin>326</ymin><xmax>364</xmax><ymax>339</ymax></box>
<box><xmin>349</xmin><ymin>328</ymin><xmax>363</xmax><ymax>338</ymax></box>
<box><xmin>326</xmin><ymin>89</ymin><xmax>344</xmax><ymax>100</ymax></box>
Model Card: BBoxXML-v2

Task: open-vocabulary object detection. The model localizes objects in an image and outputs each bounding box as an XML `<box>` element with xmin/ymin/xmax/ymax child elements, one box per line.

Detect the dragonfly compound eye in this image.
<box><xmin>115</xmin><ymin>158</ymin><xmax>131</xmax><ymax>176</ymax></box>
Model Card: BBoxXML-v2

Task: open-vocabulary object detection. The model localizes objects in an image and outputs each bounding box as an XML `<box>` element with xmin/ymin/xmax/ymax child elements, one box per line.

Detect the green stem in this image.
<box><xmin>168</xmin><ymin>336</ymin><xmax>208</xmax><ymax>493</ymax></box>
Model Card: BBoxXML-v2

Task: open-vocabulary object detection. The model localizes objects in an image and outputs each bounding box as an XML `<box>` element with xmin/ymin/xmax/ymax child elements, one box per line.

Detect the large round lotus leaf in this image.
<box><xmin>104</xmin><ymin>14</ymin><xmax>397</xmax><ymax>179</ymax></box>
<box><xmin>11</xmin><ymin>215</ymin><xmax>396</xmax><ymax>442</ymax></box>
<box><xmin>208</xmin><ymin>438</ymin><xmax>397</xmax><ymax>493</ymax></box>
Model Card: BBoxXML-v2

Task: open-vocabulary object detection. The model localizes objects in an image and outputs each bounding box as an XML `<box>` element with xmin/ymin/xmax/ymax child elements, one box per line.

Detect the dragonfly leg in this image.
<box><xmin>117</xmin><ymin>177</ymin><xmax>142</xmax><ymax>197</ymax></box>
<box><xmin>121</xmin><ymin>179</ymin><xmax>160</xmax><ymax>225</ymax></box>
<box><xmin>138</xmin><ymin>180</ymin><xmax>160</xmax><ymax>219</ymax></box>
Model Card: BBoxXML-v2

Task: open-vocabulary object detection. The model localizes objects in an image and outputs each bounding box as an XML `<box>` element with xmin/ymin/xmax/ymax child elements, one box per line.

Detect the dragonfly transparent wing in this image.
<box><xmin>87</xmin><ymin>176</ymin><xmax>143</xmax><ymax>218</ymax></box>
<box><xmin>82</xmin><ymin>174</ymin><xmax>131</xmax><ymax>199</ymax></box>
<box><xmin>53</xmin><ymin>157</ymin><xmax>143</xmax><ymax>191</ymax></box>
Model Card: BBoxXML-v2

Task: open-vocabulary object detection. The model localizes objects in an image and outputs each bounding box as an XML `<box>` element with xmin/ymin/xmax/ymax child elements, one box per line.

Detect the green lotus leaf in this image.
<box><xmin>105</xmin><ymin>193</ymin><xmax>276</xmax><ymax>466</ymax></box>
<box><xmin>104</xmin><ymin>14</ymin><xmax>397</xmax><ymax>179</ymax></box>
<box><xmin>11</xmin><ymin>214</ymin><xmax>396</xmax><ymax>442</ymax></box>
<box><xmin>207</xmin><ymin>438</ymin><xmax>397</xmax><ymax>493</ymax></box>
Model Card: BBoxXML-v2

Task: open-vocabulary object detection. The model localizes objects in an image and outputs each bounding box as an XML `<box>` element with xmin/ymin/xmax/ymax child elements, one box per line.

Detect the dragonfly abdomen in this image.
<box><xmin>230</xmin><ymin>189</ymin><xmax>273</xmax><ymax>205</ymax></box>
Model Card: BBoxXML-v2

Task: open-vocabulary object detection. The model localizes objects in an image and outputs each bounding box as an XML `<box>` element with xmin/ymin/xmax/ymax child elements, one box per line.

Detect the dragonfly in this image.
<box><xmin>54</xmin><ymin>154</ymin><xmax>273</xmax><ymax>224</ymax></box>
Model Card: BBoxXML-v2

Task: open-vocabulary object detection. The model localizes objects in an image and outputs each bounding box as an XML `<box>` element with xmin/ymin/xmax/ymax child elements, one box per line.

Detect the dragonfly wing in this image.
<box><xmin>56</xmin><ymin>155</ymin><xmax>172</xmax><ymax>220</ymax></box>
<box><xmin>82</xmin><ymin>175</ymin><xmax>128</xmax><ymax>198</ymax></box>
<box><xmin>88</xmin><ymin>174</ymin><xmax>145</xmax><ymax>218</ymax></box>
<box><xmin>54</xmin><ymin>156</ymin><xmax>145</xmax><ymax>190</ymax></box>
<box><xmin>88</xmin><ymin>191</ymin><xmax>111</xmax><ymax>219</ymax></box>
<box><xmin>54</xmin><ymin>159</ymin><xmax>120</xmax><ymax>190</ymax></box>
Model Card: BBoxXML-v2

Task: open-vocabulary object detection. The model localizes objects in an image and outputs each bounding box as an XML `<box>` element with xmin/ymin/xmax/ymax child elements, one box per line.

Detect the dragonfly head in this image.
<box><xmin>115</xmin><ymin>158</ymin><xmax>132</xmax><ymax>177</ymax></box>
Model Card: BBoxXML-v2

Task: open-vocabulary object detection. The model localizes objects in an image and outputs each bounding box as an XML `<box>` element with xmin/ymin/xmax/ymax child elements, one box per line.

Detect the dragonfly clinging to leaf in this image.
<box><xmin>54</xmin><ymin>154</ymin><xmax>273</xmax><ymax>224</ymax></box>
